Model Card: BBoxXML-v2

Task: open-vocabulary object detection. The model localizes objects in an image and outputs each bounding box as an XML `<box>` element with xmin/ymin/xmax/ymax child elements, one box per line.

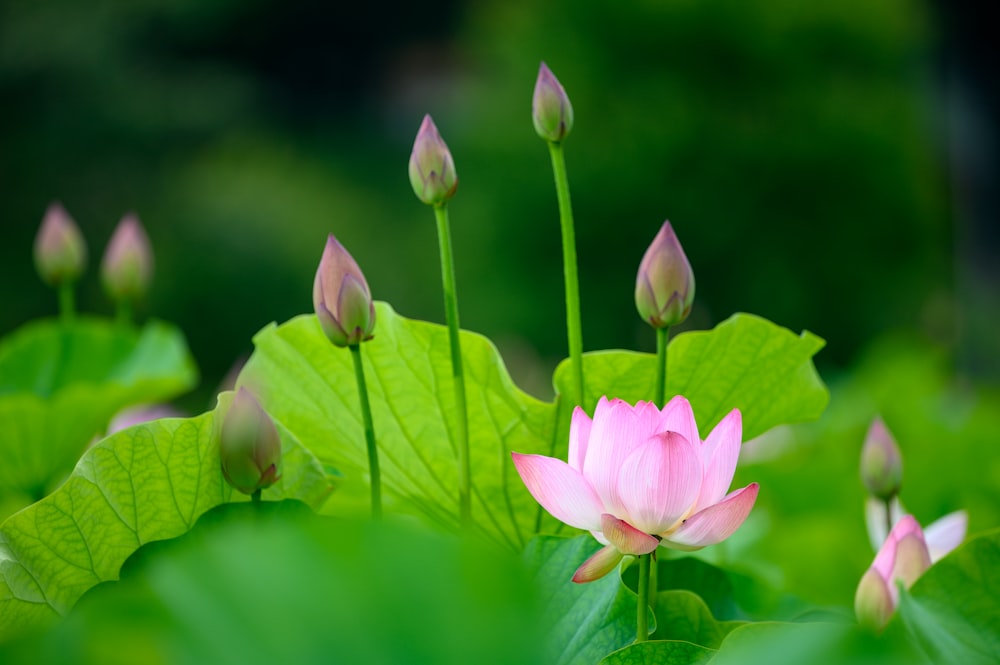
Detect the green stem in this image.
<box><xmin>350</xmin><ymin>343</ymin><xmax>381</xmax><ymax>520</ymax></box>
<box><xmin>655</xmin><ymin>326</ymin><xmax>670</xmax><ymax>408</ymax></box>
<box><xmin>251</xmin><ymin>488</ymin><xmax>262</xmax><ymax>506</ymax></box>
<box><xmin>547</xmin><ymin>141</ymin><xmax>585</xmax><ymax>409</ymax></box>
<box><xmin>116</xmin><ymin>300</ymin><xmax>133</xmax><ymax>327</ymax></box>
<box><xmin>649</xmin><ymin>549</ymin><xmax>658</xmax><ymax>613</ymax></box>
<box><xmin>884</xmin><ymin>496</ymin><xmax>894</xmax><ymax>540</ymax></box>
<box><xmin>433</xmin><ymin>204</ymin><xmax>471</xmax><ymax>524</ymax></box>
<box><xmin>637</xmin><ymin>553</ymin><xmax>651</xmax><ymax>642</ymax></box>
<box><xmin>58</xmin><ymin>282</ymin><xmax>75</xmax><ymax>324</ymax></box>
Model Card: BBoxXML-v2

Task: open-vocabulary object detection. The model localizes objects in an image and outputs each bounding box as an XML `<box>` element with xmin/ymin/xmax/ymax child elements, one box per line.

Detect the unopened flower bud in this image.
<box><xmin>855</xmin><ymin>515</ymin><xmax>931</xmax><ymax>631</ymax></box>
<box><xmin>34</xmin><ymin>202</ymin><xmax>87</xmax><ymax>286</ymax></box>
<box><xmin>860</xmin><ymin>417</ymin><xmax>903</xmax><ymax>501</ymax></box>
<box><xmin>313</xmin><ymin>234</ymin><xmax>376</xmax><ymax>347</ymax></box>
<box><xmin>101</xmin><ymin>213</ymin><xmax>154</xmax><ymax>304</ymax></box>
<box><xmin>408</xmin><ymin>114</ymin><xmax>458</xmax><ymax>206</ymax></box>
<box><xmin>532</xmin><ymin>62</ymin><xmax>574</xmax><ymax>143</ymax></box>
<box><xmin>220</xmin><ymin>388</ymin><xmax>282</xmax><ymax>495</ymax></box>
<box><xmin>635</xmin><ymin>221</ymin><xmax>695</xmax><ymax>328</ymax></box>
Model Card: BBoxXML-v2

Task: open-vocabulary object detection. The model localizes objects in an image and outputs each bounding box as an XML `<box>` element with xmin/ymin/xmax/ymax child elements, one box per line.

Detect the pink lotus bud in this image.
<box><xmin>220</xmin><ymin>388</ymin><xmax>282</xmax><ymax>495</ymax></box>
<box><xmin>313</xmin><ymin>234</ymin><xmax>376</xmax><ymax>348</ymax></box>
<box><xmin>408</xmin><ymin>114</ymin><xmax>458</xmax><ymax>206</ymax></box>
<box><xmin>635</xmin><ymin>221</ymin><xmax>695</xmax><ymax>329</ymax></box>
<box><xmin>860</xmin><ymin>417</ymin><xmax>903</xmax><ymax>500</ymax></box>
<box><xmin>33</xmin><ymin>202</ymin><xmax>87</xmax><ymax>286</ymax></box>
<box><xmin>532</xmin><ymin>62</ymin><xmax>574</xmax><ymax>143</ymax></box>
<box><xmin>101</xmin><ymin>213</ymin><xmax>154</xmax><ymax>303</ymax></box>
<box><xmin>855</xmin><ymin>515</ymin><xmax>932</xmax><ymax>631</ymax></box>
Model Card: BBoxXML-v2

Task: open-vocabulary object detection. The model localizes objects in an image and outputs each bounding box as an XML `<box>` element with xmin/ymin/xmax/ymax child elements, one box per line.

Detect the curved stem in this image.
<box><xmin>351</xmin><ymin>343</ymin><xmax>381</xmax><ymax>520</ymax></box>
<box><xmin>58</xmin><ymin>282</ymin><xmax>75</xmax><ymax>324</ymax></box>
<box><xmin>655</xmin><ymin>326</ymin><xmax>670</xmax><ymax>408</ymax></box>
<box><xmin>547</xmin><ymin>141</ymin><xmax>585</xmax><ymax>409</ymax></box>
<box><xmin>433</xmin><ymin>204</ymin><xmax>471</xmax><ymax>524</ymax></box>
<box><xmin>637</xmin><ymin>552</ymin><xmax>651</xmax><ymax>642</ymax></box>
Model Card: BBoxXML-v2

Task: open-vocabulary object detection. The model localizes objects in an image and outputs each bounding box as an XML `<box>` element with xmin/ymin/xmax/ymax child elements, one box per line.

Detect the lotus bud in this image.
<box><xmin>101</xmin><ymin>213</ymin><xmax>154</xmax><ymax>304</ymax></box>
<box><xmin>220</xmin><ymin>388</ymin><xmax>282</xmax><ymax>495</ymax></box>
<box><xmin>855</xmin><ymin>515</ymin><xmax>931</xmax><ymax>631</ymax></box>
<box><xmin>532</xmin><ymin>62</ymin><xmax>574</xmax><ymax>143</ymax></box>
<box><xmin>34</xmin><ymin>202</ymin><xmax>87</xmax><ymax>286</ymax></box>
<box><xmin>408</xmin><ymin>114</ymin><xmax>458</xmax><ymax>206</ymax></box>
<box><xmin>313</xmin><ymin>234</ymin><xmax>376</xmax><ymax>348</ymax></box>
<box><xmin>860</xmin><ymin>417</ymin><xmax>903</xmax><ymax>501</ymax></box>
<box><xmin>635</xmin><ymin>221</ymin><xmax>695</xmax><ymax>329</ymax></box>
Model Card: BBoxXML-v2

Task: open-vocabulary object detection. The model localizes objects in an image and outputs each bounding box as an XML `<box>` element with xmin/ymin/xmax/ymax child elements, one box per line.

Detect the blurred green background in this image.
<box><xmin>1</xmin><ymin>0</ymin><xmax>996</xmax><ymax>407</ymax></box>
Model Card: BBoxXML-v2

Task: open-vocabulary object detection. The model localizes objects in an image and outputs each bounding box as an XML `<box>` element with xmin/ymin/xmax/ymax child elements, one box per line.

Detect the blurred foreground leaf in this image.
<box><xmin>0</xmin><ymin>409</ymin><xmax>332</xmax><ymax>641</ymax></box>
<box><xmin>2</xmin><ymin>507</ymin><xmax>546</xmax><ymax>665</ymax></box>
<box><xmin>0</xmin><ymin>318</ymin><xmax>198</xmax><ymax>502</ymax></box>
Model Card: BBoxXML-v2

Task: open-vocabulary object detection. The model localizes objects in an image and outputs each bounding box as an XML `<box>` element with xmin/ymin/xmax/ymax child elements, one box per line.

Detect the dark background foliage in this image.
<box><xmin>1</xmin><ymin>0</ymin><xmax>996</xmax><ymax>407</ymax></box>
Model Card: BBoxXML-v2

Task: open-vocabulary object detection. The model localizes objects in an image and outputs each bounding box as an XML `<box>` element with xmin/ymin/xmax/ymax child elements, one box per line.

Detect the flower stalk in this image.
<box><xmin>434</xmin><ymin>203</ymin><xmax>471</xmax><ymax>524</ymax></box>
<box><xmin>547</xmin><ymin>141</ymin><xmax>585</xmax><ymax>409</ymax></box>
<box><xmin>637</xmin><ymin>552</ymin><xmax>651</xmax><ymax>642</ymax></box>
<box><xmin>655</xmin><ymin>327</ymin><xmax>669</xmax><ymax>408</ymax></box>
<box><xmin>350</xmin><ymin>343</ymin><xmax>381</xmax><ymax>519</ymax></box>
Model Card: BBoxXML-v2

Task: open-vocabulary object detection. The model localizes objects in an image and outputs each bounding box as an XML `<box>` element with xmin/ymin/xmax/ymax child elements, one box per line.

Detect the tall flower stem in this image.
<box><xmin>433</xmin><ymin>204</ymin><xmax>471</xmax><ymax>524</ymax></box>
<box><xmin>58</xmin><ymin>283</ymin><xmax>75</xmax><ymax>324</ymax></box>
<box><xmin>546</xmin><ymin>141</ymin><xmax>585</xmax><ymax>408</ymax></box>
<box><xmin>637</xmin><ymin>552</ymin><xmax>652</xmax><ymax>642</ymax></box>
<box><xmin>655</xmin><ymin>327</ymin><xmax>670</xmax><ymax>408</ymax></box>
<box><xmin>884</xmin><ymin>497</ymin><xmax>894</xmax><ymax>541</ymax></box>
<box><xmin>350</xmin><ymin>343</ymin><xmax>382</xmax><ymax>520</ymax></box>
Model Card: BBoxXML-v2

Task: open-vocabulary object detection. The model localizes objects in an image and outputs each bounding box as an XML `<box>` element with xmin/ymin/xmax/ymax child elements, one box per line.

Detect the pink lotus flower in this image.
<box><xmin>855</xmin><ymin>515</ymin><xmax>932</xmax><ymax>630</ymax></box>
<box><xmin>512</xmin><ymin>396</ymin><xmax>759</xmax><ymax>583</ymax></box>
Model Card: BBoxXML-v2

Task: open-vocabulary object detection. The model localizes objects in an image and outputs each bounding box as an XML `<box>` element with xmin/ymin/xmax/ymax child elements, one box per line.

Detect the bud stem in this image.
<box><xmin>58</xmin><ymin>282</ymin><xmax>76</xmax><ymax>324</ymax></box>
<box><xmin>433</xmin><ymin>204</ymin><xmax>472</xmax><ymax>525</ymax></box>
<box><xmin>637</xmin><ymin>552</ymin><xmax>651</xmax><ymax>642</ymax></box>
<box><xmin>251</xmin><ymin>488</ymin><xmax>262</xmax><ymax>506</ymax></box>
<box><xmin>546</xmin><ymin>141</ymin><xmax>585</xmax><ymax>409</ymax></box>
<box><xmin>655</xmin><ymin>327</ymin><xmax>670</xmax><ymax>408</ymax></box>
<box><xmin>884</xmin><ymin>497</ymin><xmax>894</xmax><ymax>542</ymax></box>
<box><xmin>350</xmin><ymin>343</ymin><xmax>382</xmax><ymax>520</ymax></box>
<box><xmin>116</xmin><ymin>301</ymin><xmax>133</xmax><ymax>327</ymax></box>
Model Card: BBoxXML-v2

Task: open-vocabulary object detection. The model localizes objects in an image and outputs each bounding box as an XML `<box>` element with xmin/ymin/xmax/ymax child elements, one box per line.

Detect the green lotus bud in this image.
<box><xmin>34</xmin><ymin>202</ymin><xmax>87</xmax><ymax>286</ymax></box>
<box><xmin>101</xmin><ymin>213</ymin><xmax>154</xmax><ymax>304</ymax></box>
<box><xmin>408</xmin><ymin>114</ymin><xmax>458</xmax><ymax>206</ymax></box>
<box><xmin>313</xmin><ymin>234</ymin><xmax>376</xmax><ymax>347</ymax></box>
<box><xmin>635</xmin><ymin>221</ymin><xmax>695</xmax><ymax>329</ymax></box>
<box><xmin>860</xmin><ymin>417</ymin><xmax>903</xmax><ymax>501</ymax></box>
<box><xmin>220</xmin><ymin>388</ymin><xmax>282</xmax><ymax>495</ymax></box>
<box><xmin>532</xmin><ymin>62</ymin><xmax>574</xmax><ymax>143</ymax></box>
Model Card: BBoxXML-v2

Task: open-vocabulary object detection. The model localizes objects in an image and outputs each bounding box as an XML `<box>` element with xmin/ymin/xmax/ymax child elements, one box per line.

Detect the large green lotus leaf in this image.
<box><xmin>0</xmin><ymin>318</ymin><xmax>198</xmax><ymax>497</ymax></box>
<box><xmin>0</xmin><ymin>408</ymin><xmax>333</xmax><ymax>641</ymax></box>
<box><xmin>897</xmin><ymin>528</ymin><xmax>1000</xmax><ymax>665</ymax></box>
<box><xmin>553</xmin><ymin>313</ymin><xmax>828</xmax><ymax>446</ymax></box>
<box><xmin>525</xmin><ymin>534</ymin><xmax>650</xmax><ymax>665</ymax></box>
<box><xmin>237</xmin><ymin>302</ymin><xmax>556</xmax><ymax>550</ymax></box>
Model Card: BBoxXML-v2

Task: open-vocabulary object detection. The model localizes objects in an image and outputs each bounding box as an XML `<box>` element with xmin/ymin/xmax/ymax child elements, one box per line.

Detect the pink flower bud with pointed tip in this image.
<box><xmin>860</xmin><ymin>417</ymin><xmax>903</xmax><ymax>501</ymax></box>
<box><xmin>855</xmin><ymin>515</ymin><xmax>932</xmax><ymax>631</ymax></box>
<box><xmin>313</xmin><ymin>234</ymin><xmax>376</xmax><ymax>348</ymax></box>
<box><xmin>532</xmin><ymin>62</ymin><xmax>574</xmax><ymax>143</ymax></box>
<box><xmin>101</xmin><ymin>213</ymin><xmax>154</xmax><ymax>303</ymax></box>
<box><xmin>635</xmin><ymin>221</ymin><xmax>695</xmax><ymax>329</ymax></box>
<box><xmin>408</xmin><ymin>114</ymin><xmax>458</xmax><ymax>206</ymax></box>
<box><xmin>34</xmin><ymin>202</ymin><xmax>87</xmax><ymax>286</ymax></box>
<box><xmin>220</xmin><ymin>388</ymin><xmax>282</xmax><ymax>495</ymax></box>
<box><xmin>513</xmin><ymin>395</ymin><xmax>758</xmax><ymax>583</ymax></box>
